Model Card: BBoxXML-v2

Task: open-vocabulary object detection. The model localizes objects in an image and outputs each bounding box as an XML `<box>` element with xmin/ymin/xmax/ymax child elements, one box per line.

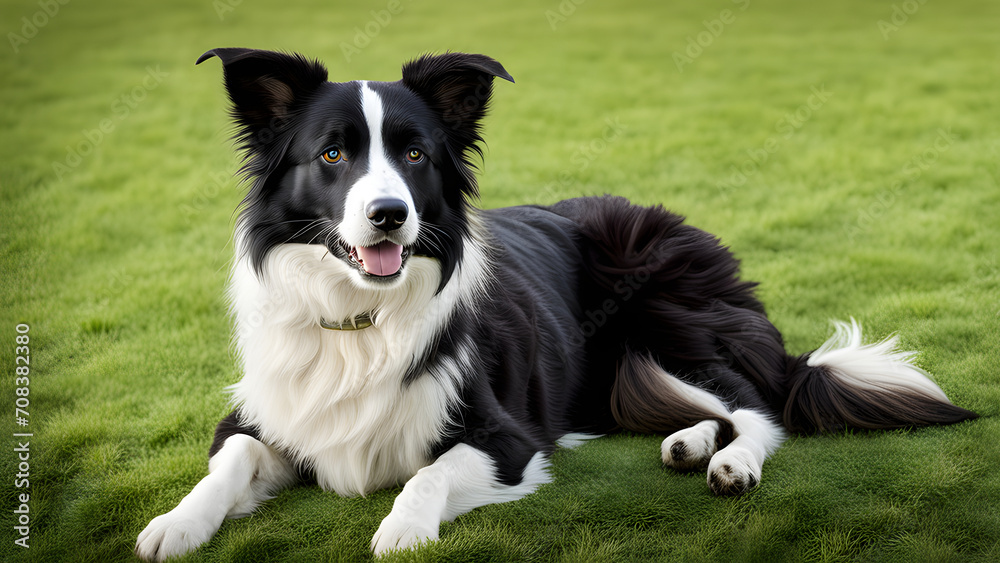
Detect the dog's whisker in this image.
<box><xmin>306</xmin><ymin>221</ymin><xmax>339</xmax><ymax>246</ymax></box>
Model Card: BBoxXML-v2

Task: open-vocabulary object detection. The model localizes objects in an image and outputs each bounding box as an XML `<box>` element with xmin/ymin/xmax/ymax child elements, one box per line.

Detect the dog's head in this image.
<box><xmin>198</xmin><ymin>48</ymin><xmax>512</xmax><ymax>290</ymax></box>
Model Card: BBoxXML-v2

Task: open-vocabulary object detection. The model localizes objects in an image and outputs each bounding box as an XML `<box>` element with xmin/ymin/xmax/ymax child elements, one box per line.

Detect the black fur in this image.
<box><xmin>208</xmin><ymin>411</ymin><xmax>258</xmax><ymax>458</ymax></box>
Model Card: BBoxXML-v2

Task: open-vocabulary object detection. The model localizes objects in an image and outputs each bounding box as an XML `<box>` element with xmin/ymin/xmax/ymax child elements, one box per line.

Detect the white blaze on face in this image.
<box><xmin>337</xmin><ymin>81</ymin><xmax>419</xmax><ymax>268</ymax></box>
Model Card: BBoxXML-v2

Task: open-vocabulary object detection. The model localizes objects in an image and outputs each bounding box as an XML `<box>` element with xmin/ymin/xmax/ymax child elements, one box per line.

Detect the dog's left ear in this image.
<box><xmin>197</xmin><ymin>48</ymin><xmax>328</xmax><ymax>138</ymax></box>
<box><xmin>401</xmin><ymin>53</ymin><xmax>513</xmax><ymax>148</ymax></box>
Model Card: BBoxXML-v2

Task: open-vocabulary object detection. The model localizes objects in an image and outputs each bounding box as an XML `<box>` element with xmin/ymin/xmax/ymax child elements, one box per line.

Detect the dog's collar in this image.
<box><xmin>319</xmin><ymin>313</ymin><xmax>374</xmax><ymax>331</ymax></box>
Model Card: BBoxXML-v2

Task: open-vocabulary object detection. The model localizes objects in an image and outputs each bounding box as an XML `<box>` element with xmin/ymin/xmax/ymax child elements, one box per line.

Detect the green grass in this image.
<box><xmin>2</xmin><ymin>0</ymin><xmax>999</xmax><ymax>561</ymax></box>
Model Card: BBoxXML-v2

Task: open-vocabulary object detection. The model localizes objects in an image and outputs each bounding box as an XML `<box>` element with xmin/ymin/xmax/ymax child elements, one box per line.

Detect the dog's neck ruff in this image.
<box><xmin>319</xmin><ymin>313</ymin><xmax>374</xmax><ymax>331</ymax></box>
<box><xmin>227</xmin><ymin>219</ymin><xmax>494</xmax><ymax>495</ymax></box>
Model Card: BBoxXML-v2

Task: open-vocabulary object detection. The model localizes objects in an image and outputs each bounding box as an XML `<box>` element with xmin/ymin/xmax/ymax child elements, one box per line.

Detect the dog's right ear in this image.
<box><xmin>197</xmin><ymin>48</ymin><xmax>328</xmax><ymax>138</ymax></box>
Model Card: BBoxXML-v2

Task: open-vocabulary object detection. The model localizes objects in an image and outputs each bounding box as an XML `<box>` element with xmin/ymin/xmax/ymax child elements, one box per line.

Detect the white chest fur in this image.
<box><xmin>226</xmin><ymin>240</ymin><xmax>487</xmax><ymax>496</ymax></box>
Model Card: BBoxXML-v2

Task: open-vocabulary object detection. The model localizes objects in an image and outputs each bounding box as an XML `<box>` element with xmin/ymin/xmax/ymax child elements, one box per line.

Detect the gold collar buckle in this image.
<box><xmin>319</xmin><ymin>313</ymin><xmax>374</xmax><ymax>331</ymax></box>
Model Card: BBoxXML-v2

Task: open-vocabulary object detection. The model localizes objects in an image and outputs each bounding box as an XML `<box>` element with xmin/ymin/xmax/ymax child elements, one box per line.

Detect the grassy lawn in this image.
<box><xmin>2</xmin><ymin>0</ymin><xmax>999</xmax><ymax>561</ymax></box>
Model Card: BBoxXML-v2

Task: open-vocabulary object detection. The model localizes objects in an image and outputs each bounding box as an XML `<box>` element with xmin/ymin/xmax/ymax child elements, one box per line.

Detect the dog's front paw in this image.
<box><xmin>707</xmin><ymin>445</ymin><xmax>760</xmax><ymax>496</ymax></box>
<box><xmin>135</xmin><ymin>509</ymin><xmax>219</xmax><ymax>562</ymax></box>
<box><xmin>371</xmin><ymin>509</ymin><xmax>439</xmax><ymax>556</ymax></box>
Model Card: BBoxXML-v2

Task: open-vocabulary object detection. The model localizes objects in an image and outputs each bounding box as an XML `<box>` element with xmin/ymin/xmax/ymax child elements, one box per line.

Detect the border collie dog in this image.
<box><xmin>136</xmin><ymin>49</ymin><xmax>977</xmax><ymax>560</ymax></box>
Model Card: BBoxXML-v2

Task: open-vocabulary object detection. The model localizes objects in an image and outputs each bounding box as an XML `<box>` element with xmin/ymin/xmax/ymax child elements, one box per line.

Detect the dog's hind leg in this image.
<box><xmin>661</xmin><ymin>420</ymin><xmax>722</xmax><ymax>471</ymax></box>
<box><xmin>613</xmin><ymin>352</ymin><xmax>738</xmax><ymax>467</ymax></box>
<box><xmin>135</xmin><ymin>431</ymin><xmax>296</xmax><ymax>561</ymax></box>
<box><xmin>706</xmin><ymin>409</ymin><xmax>786</xmax><ymax>495</ymax></box>
<box><xmin>660</xmin><ymin>410</ymin><xmax>785</xmax><ymax>494</ymax></box>
<box><xmin>612</xmin><ymin>353</ymin><xmax>786</xmax><ymax>493</ymax></box>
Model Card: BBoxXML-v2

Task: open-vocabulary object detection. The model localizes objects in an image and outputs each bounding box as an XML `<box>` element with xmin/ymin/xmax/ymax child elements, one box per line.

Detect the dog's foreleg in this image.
<box><xmin>371</xmin><ymin>443</ymin><xmax>551</xmax><ymax>555</ymax></box>
<box><xmin>135</xmin><ymin>434</ymin><xmax>296</xmax><ymax>561</ymax></box>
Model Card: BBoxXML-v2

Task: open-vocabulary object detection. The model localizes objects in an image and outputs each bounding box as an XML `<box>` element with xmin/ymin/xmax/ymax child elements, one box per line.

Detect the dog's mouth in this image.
<box><xmin>339</xmin><ymin>240</ymin><xmax>410</xmax><ymax>278</ymax></box>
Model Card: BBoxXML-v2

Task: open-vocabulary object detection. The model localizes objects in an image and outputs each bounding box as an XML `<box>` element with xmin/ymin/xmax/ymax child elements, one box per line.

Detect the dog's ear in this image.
<box><xmin>401</xmin><ymin>53</ymin><xmax>513</xmax><ymax>150</ymax></box>
<box><xmin>197</xmin><ymin>48</ymin><xmax>328</xmax><ymax>137</ymax></box>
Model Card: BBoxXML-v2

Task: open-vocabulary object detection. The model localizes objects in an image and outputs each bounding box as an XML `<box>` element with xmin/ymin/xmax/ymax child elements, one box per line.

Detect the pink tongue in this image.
<box><xmin>356</xmin><ymin>241</ymin><xmax>403</xmax><ymax>276</ymax></box>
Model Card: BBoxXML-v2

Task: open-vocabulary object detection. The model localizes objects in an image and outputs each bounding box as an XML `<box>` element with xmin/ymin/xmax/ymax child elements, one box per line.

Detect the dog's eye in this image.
<box><xmin>321</xmin><ymin>148</ymin><xmax>345</xmax><ymax>164</ymax></box>
<box><xmin>406</xmin><ymin>149</ymin><xmax>423</xmax><ymax>164</ymax></box>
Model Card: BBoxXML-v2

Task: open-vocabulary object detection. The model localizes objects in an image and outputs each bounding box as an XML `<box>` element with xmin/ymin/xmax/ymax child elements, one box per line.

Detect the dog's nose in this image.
<box><xmin>366</xmin><ymin>198</ymin><xmax>409</xmax><ymax>232</ymax></box>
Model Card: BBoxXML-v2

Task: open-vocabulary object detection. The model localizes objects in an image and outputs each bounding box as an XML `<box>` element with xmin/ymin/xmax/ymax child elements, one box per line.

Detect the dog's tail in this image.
<box><xmin>555</xmin><ymin>196</ymin><xmax>977</xmax><ymax>436</ymax></box>
<box><xmin>781</xmin><ymin>319</ymin><xmax>978</xmax><ymax>433</ymax></box>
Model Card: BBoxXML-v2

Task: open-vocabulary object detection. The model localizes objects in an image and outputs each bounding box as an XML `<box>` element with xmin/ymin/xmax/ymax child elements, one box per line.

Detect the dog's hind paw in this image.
<box><xmin>707</xmin><ymin>446</ymin><xmax>760</xmax><ymax>496</ymax></box>
<box><xmin>662</xmin><ymin>420</ymin><xmax>720</xmax><ymax>471</ymax></box>
<box><xmin>135</xmin><ymin>510</ymin><xmax>219</xmax><ymax>562</ymax></box>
